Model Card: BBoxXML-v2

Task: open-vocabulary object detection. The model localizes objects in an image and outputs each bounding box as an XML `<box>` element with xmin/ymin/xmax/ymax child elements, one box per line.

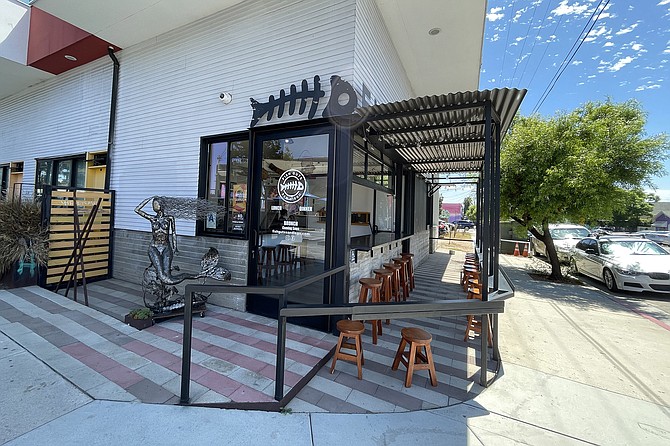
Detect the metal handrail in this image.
<box><xmin>179</xmin><ymin>263</ymin><xmax>509</xmax><ymax>404</ymax></box>
<box><xmin>179</xmin><ymin>265</ymin><xmax>347</xmax><ymax>404</ymax></box>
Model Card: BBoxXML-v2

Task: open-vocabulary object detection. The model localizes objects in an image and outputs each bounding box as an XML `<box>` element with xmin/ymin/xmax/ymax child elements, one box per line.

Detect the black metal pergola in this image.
<box><xmin>356</xmin><ymin>88</ymin><xmax>527</xmax><ymax>301</ymax></box>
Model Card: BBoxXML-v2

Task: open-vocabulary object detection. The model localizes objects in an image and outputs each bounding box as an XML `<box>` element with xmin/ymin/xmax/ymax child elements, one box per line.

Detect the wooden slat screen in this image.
<box><xmin>45</xmin><ymin>189</ymin><xmax>114</xmax><ymax>286</ymax></box>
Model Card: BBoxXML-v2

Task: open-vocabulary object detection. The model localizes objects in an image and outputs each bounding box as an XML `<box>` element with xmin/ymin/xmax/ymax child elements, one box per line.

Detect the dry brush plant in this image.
<box><xmin>0</xmin><ymin>200</ymin><xmax>49</xmax><ymax>275</ymax></box>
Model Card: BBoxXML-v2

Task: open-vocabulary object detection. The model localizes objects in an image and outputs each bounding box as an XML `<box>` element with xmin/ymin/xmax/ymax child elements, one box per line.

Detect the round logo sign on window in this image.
<box><xmin>277</xmin><ymin>169</ymin><xmax>307</xmax><ymax>204</ymax></box>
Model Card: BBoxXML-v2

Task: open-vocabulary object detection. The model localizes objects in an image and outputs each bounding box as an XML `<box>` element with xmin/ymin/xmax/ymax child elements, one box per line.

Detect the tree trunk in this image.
<box><xmin>528</xmin><ymin>221</ymin><xmax>563</xmax><ymax>280</ymax></box>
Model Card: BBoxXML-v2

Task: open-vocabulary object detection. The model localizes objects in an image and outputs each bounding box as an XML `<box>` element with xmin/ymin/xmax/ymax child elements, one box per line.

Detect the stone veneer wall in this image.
<box><xmin>347</xmin><ymin>229</ymin><xmax>430</xmax><ymax>303</ymax></box>
<box><xmin>112</xmin><ymin>229</ymin><xmax>249</xmax><ymax>311</ymax></box>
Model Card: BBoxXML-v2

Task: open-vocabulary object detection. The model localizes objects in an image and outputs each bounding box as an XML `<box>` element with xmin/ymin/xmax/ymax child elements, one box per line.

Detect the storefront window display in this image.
<box><xmin>199</xmin><ymin>135</ymin><xmax>249</xmax><ymax>237</ymax></box>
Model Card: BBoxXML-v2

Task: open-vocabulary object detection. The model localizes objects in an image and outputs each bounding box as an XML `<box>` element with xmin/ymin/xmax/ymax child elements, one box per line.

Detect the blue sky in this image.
<box><xmin>473</xmin><ymin>0</ymin><xmax>670</xmax><ymax>201</ymax></box>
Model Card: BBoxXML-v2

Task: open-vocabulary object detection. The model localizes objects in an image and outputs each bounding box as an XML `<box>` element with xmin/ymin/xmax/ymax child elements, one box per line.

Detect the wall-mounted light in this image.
<box><xmin>219</xmin><ymin>92</ymin><xmax>233</xmax><ymax>104</ymax></box>
<box><xmin>64</xmin><ymin>55</ymin><xmax>77</xmax><ymax>61</ymax></box>
<box><xmin>428</xmin><ymin>28</ymin><xmax>441</xmax><ymax>36</ymax></box>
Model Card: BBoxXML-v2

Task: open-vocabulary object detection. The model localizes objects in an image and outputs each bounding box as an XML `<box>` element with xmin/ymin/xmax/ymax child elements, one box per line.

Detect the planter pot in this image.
<box><xmin>124</xmin><ymin>314</ymin><xmax>154</xmax><ymax>330</ymax></box>
<box><xmin>0</xmin><ymin>260</ymin><xmax>40</xmax><ymax>289</ymax></box>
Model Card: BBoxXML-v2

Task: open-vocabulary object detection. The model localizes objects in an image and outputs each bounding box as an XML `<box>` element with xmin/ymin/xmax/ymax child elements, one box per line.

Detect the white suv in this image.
<box><xmin>530</xmin><ymin>224</ymin><xmax>591</xmax><ymax>263</ymax></box>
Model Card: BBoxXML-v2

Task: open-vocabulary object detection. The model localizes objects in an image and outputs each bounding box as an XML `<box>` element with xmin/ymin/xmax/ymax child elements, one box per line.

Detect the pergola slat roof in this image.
<box><xmin>357</xmin><ymin>88</ymin><xmax>527</xmax><ymax>177</ymax></box>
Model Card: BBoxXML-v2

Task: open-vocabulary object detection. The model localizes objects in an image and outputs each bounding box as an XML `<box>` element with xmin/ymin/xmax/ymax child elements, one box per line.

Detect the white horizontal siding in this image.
<box><xmin>112</xmin><ymin>0</ymin><xmax>357</xmax><ymax>233</ymax></box>
<box><xmin>1</xmin><ymin>0</ymin><xmax>358</xmax><ymax>236</ymax></box>
<box><xmin>352</xmin><ymin>0</ymin><xmax>413</xmax><ymax>104</ymax></box>
<box><xmin>0</xmin><ymin>59</ymin><xmax>113</xmax><ymax>187</ymax></box>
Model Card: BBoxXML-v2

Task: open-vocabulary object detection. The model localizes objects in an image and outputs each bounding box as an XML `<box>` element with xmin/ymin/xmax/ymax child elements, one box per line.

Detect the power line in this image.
<box><xmin>498</xmin><ymin>0</ymin><xmax>518</xmax><ymax>84</ymax></box>
<box><xmin>517</xmin><ymin>0</ymin><xmax>554</xmax><ymax>88</ymax></box>
<box><xmin>509</xmin><ymin>2</ymin><xmax>539</xmax><ymax>86</ymax></box>
<box><xmin>531</xmin><ymin>0</ymin><xmax>611</xmax><ymax>114</ymax></box>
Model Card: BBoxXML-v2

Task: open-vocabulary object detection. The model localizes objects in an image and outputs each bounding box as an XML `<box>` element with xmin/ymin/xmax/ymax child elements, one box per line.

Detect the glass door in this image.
<box><xmin>247</xmin><ymin>127</ymin><xmax>333</xmax><ymax>329</ymax></box>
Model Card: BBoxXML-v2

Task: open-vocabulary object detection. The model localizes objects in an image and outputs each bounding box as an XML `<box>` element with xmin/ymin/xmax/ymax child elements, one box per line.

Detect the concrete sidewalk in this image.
<box><xmin>3</xmin><ymin>254</ymin><xmax>670</xmax><ymax>445</ymax></box>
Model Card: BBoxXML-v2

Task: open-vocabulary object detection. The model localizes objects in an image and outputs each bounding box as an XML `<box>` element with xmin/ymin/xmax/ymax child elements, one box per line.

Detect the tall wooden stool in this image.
<box><xmin>358</xmin><ymin>278</ymin><xmax>383</xmax><ymax>344</ymax></box>
<box><xmin>330</xmin><ymin>319</ymin><xmax>365</xmax><ymax>379</ymax></box>
<box><xmin>391</xmin><ymin>327</ymin><xmax>438</xmax><ymax>388</ymax></box>
<box><xmin>373</xmin><ymin>268</ymin><xmax>393</xmax><ymax>325</ymax></box>
<box><xmin>392</xmin><ymin>257</ymin><xmax>411</xmax><ymax>300</ymax></box>
<box><xmin>401</xmin><ymin>253</ymin><xmax>415</xmax><ymax>291</ymax></box>
<box><xmin>463</xmin><ymin>282</ymin><xmax>493</xmax><ymax>346</ymax></box>
<box><xmin>383</xmin><ymin>263</ymin><xmax>402</xmax><ymax>302</ymax></box>
<box><xmin>276</xmin><ymin>244</ymin><xmax>295</xmax><ymax>274</ymax></box>
<box><xmin>461</xmin><ymin>265</ymin><xmax>479</xmax><ymax>291</ymax></box>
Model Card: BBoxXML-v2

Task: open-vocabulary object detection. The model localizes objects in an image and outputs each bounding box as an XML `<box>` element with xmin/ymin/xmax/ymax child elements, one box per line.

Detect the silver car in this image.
<box><xmin>570</xmin><ymin>236</ymin><xmax>670</xmax><ymax>293</ymax></box>
<box><xmin>530</xmin><ymin>224</ymin><xmax>591</xmax><ymax>263</ymax></box>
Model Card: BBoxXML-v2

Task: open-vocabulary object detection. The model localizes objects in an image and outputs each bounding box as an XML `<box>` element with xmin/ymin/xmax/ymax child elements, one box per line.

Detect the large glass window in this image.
<box><xmin>35</xmin><ymin>156</ymin><xmax>86</xmax><ymax>198</ymax></box>
<box><xmin>199</xmin><ymin>135</ymin><xmax>249</xmax><ymax>237</ymax></box>
<box><xmin>353</xmin><ymin>140</ymin><xmax>394</xmax><ymax>192</ymax></box>
<box><xmin>254</xmin><ymin>132</ymin><xmax>330</xmax><ymax>288</ymax></box>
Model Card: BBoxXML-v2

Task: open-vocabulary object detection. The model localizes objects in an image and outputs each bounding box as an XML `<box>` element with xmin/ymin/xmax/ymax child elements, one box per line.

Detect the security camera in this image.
<box><xmin>219</xmin><ymin>92</ymin><xmax>233</xmax><ymax>104</ymax></box>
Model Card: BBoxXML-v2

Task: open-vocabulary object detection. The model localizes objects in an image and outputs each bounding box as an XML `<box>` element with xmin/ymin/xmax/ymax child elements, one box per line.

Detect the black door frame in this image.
<box><xmin>246</xmin><ymin>118</ymin><xmax>350</xmax><ymax>332</ymax></box>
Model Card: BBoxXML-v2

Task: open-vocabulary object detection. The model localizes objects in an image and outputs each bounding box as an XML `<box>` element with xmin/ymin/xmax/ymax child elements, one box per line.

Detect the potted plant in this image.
<box><xmin>0</xmin><ymin>199</ymin><xmax>49</xmax><ymax>288</ymax></box>
<box><xmin>124</xmin><ymin>307</ymin><xmax>154</xmax><ymax>330</ymax></box>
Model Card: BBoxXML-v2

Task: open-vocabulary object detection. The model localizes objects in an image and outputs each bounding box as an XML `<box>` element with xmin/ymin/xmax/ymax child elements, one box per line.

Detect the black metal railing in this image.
<box><xmin>179</xmin><ymin>264</ymin><xmax>512</xmax><ymax>405</ymax></box>
<box><xmin>180</xmin><ymin>265</ymin><xmax>346</xmax><ymax>404</ymax></box>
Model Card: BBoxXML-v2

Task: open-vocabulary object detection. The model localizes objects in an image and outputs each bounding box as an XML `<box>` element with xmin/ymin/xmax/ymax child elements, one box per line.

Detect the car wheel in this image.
<box><xmin>603</xmin><ymin>268</ymin><xmax>618</xmax><ymax>292</ymax></box>
<box><xmin>570</xmin><ymin>258</ymin><xmax>579</xmax><ymax>275</ymax></box>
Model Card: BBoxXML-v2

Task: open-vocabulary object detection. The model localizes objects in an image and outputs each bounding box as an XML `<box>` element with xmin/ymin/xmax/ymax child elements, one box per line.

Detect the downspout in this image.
<box><xmin>105</xmin><ymin>47</ymin><xmax>120</xmax><ymax>191</ymax></box>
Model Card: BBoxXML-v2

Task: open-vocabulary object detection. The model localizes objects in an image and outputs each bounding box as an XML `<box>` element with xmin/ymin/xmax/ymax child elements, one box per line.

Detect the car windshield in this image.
<box><xmin>549</xmin><ymin>228</ymin><xmax>590</xmax><ymax>240</ymax></box>
<box><xmin>600</xmin><ymin>240</ymin><xmax>668</xmax><ymax>256</ymax></box>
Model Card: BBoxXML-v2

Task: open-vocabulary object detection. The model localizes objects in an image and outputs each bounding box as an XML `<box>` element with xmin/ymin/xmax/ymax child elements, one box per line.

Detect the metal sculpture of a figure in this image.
<box><xmin>135</xmin><ymin>196</ymin><xmax>188</xmax><ymax>286</ymax></box>
<box><xmin>135</xmin><ymin>196</ymin><xmax>230</xmax><ymax>316</ymax></box>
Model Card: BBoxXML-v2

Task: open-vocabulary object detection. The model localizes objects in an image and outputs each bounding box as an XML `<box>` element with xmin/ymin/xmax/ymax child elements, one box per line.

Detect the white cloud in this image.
<box><xmin>658</xmin><ymin>0</ymin><xmax>670</xmax><ymax>5</ymax></box>
<box><xmin>488</xmin><ymin>78</ymin><xmax>497</xmax><ymax>83</ymax></box>
<box><xmin>631</xmin><ymin>43</ymin><xmax>643</xmax><ymax>51</ymax></box>
<box><xmin>585</xmin><ymin>25</ymin><xmax>609</xmax><ymax>42</ymax></box>
<box><xmin>603</xmin><ymin>42</ymin><xmax>614</xmax><ymax>47</ymax></box>
<box><xmin>610</xmin><ymin>56</ymin><xmax>635</xmax><ymax>71</ymax></box>
<box><xmin>487</xmin><ymin>7</ymin><xmax>504</xmax><ymax>21</ymax></box>
<box><xmin>572</xmin><ymin>60</ymin><xmax>583</xmax><ymax>65</ymax></box>
<box><xmin>616</xmin><ymin>23</ymin><xmax>639</xmax><ymax>35</ymax></box>
<box><xmin>490</xmin><ymin>33</ymin><xmax>501</xmax><ymax>42</ymax></box>
<box><xmin>552</xmin><ymin>1</ymin><xmax>590</xmax><ymax>16</ymax></box>
<box><xmin>513</xmin><ymin>7</ymin><xmax>528</xmax><ymax>22</ymax></box>
<box><xmin>635</xmin><ymin>84</ymin><xmax>661</xmax><ymax>91</ymax></box>
<box><xmin>515</xmin><ymin>36</ymin><xmax>526</xmax><ymax>42</ymax></box>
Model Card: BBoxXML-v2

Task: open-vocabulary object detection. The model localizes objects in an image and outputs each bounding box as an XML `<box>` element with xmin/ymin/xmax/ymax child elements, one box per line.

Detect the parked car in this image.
<box><xmin>529</xmin><ymin>223</ymin><xmax>591</xmax><ymax>263</ymax></box>
<box><xmin>638</xmin><ymin>231</ymin><xmax>670</xmax><ymax>246</ymax></box>
<box><xmin>570</xmin><ymin>235</ymin><xmax>670</xmax><ymax>293</ymax></box>
<box><xmin>455</xmin><ymin>219</ymin><xmax>475</xmax><ymax>230</ymax></box>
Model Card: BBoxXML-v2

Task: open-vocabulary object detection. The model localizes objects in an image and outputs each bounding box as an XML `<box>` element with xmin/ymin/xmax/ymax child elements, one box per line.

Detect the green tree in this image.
<box><xmin>501</xmin><ymin>99</ymin><xmax>669</xmax><ymax>279</ymax></box>
<box><xmin>465</xmin><ymin>204</ymin><xmax>477</xmax><ymax>222</ymax></box>
<box><xmin>610</xmin><ymin>189</ymin><xmax>657</xmax><ymax>231</ymax></box>
<box><xmin>463</xmin><ymin>196</ymin><xmax>473</xmax><ymax>219</ymax></box>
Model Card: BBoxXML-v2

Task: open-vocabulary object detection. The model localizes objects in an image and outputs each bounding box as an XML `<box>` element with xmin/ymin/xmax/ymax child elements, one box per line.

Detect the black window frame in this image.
<box><xmin>34</xmin><ymin>155</ymin><xmax>87</xmax><ymax>198</ymax></box>
<box><xmin>196</xmin><ymin>131</ymin><xmax>250</xmax><ymax>239</ymax></box>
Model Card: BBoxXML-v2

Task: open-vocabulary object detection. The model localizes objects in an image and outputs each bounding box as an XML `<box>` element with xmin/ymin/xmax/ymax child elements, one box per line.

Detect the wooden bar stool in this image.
<box><xmin>401</xmin><ymin>253</ymin><xmax>415</xmax><ymax>291</ymax></box>
<box><xmin>391</xmin><ymin>327</ymin><xmax>438</xmax><ymax>388</ymax></box>
<box><xmin>373</xmin><ymin>268</ymin><xmax>393</xmax><ymax>325</ymax></box>
<box><xmin>330</xmin><ymin>319</ymin><xmax>365</xmax><ymax>379</ymax></box>
<box><xmin>276</xmin><ymin>244</ymin><xmax>295</xmax><ymax>274</ymax></box>
<box><xmin>358</xmin><ymin>278</ymin><xmax>383</xmax><ymax>344</ymax></box>
<box><xmin>463</xmin><ymin>282</ymin><xmax>493</xmax><ymax>346</ymax></box>
<box><xmin>383</xmin><ymin>263</ymin><xmax>402</xmax><ymax>302</ymax></box>
<box><xmin>392</xmin><ymin>257</ymin><xmax>410</xmax><ymax>300</ymax></box>
<box><xmin>461</xmin><ymin>265</ymin><xmax>479</xmax><ymax>291</ymax></box>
